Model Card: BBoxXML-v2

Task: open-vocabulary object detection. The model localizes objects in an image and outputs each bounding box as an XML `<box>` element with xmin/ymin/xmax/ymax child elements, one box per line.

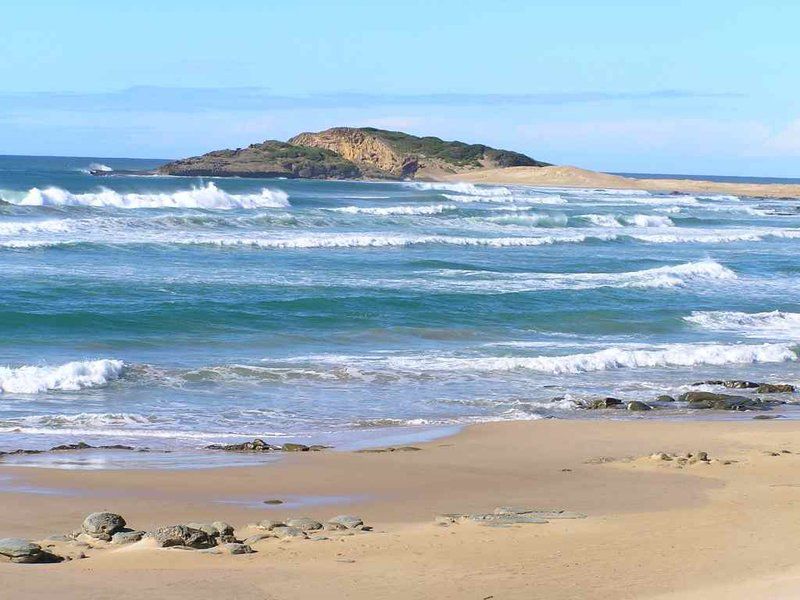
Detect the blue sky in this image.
<box><xmin>2</xmin><ymin>0</ymin><xmax>799</xmax><ymax>176</ymax></box>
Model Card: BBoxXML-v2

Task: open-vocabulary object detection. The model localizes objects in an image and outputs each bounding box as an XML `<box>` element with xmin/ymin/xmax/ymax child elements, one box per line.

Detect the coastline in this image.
<box><xmin>439</xmin><ymin>165</ymin><xmax>800</xmax><ymax>199</ymax></box>
<box><xmin>4</xmin><ymin>419</ymin><xmax>800</xmax><ymax>598</ymax></box>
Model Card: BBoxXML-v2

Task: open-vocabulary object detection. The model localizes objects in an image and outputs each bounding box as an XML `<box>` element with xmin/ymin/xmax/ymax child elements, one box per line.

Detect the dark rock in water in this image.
<box><xmin>656</xmin><ymin>395</ymin><xmax>675</xmax><ymax>403</ymax></box>
<box><xmin>0</xmin><ymin>448</ymin><xmax>44</xmax><ymax>456</ymax></box>
<box><xmin>693</xmin><ymin>380</ymin><xmax>759</xmax><ymax>389</ymax></box>
<box><xmin>263</xmin><ymin>499</ymin><xmax>283</xmax><ymax>505</ymax></box>
<box><xmin>281</xmin><ymin>443</ymin><xmax>310</xmax><ymax>452</ymax></box>
<box><xmin>50</xmin><ymin>442</ymin><xmax>93</xmax><ymax>451</ymax></box>
<box><xmin>679</xmin><ymin>391</ymin><xmax>760</xmax><ymax>410</ymax></box>
<box><xmin>627</xmin><ymin>401</ymin><xmax>652</xmax><ymax>412</ymax></box>
<box><xmin>753</xmin><ymin>414</ymin><xmax>785</xmax><ymax>420</ymax></box>
<box><xmin>1</xmin><ymin>442</ymin><xmax>137</xmax><ymax>455</ymax></box>
<box><xmin>205</xmin><ymin>438</ymin><xmax>278</xmax><ymax>452</ymax></box>
<box><xmin>584</xmin><ymin>397</ymin><xmax>623</xmax><ymax>409</ymax></box>
<box><xmin>146</xmin><ymin>525</ymin><xmax>216</xmax><ymax>549</ymax></box>
<box><xmin>756</xmin><ymin>383</ymin><xmax>796</xmax><ymax>394</ymax></box>
<box><xmin>82</xmin><ymin>512</ymin><xmax>126</xmax><ymax>540</ymax></box>
<box><xmin>205</xmin><ymin>438</ymin><xmax>327</xmax><ymax>452</ymax></box>
<box><xmin>356</xmin><ymin>446</ymin><xmax>421</xmax><ymax>453</ymax></box>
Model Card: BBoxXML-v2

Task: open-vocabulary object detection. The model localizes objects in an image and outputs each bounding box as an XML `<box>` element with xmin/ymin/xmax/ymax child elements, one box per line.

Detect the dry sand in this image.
<box><xmin>3</xmin><ymin>419</ymin><xmax>800</xmax><ymax>599</ymax></box>
<box><xmin>439</xmin><ymin>165</ymin><xmax>800</xmax><ymax>199</ymax></box>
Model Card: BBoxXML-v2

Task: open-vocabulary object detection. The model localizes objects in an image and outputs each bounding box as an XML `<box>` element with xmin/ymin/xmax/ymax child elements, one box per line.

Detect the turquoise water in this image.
<box><xmin>1</xmin><ymin>155</ymin><xmax>800</xmax><ymax>457</ymax></box>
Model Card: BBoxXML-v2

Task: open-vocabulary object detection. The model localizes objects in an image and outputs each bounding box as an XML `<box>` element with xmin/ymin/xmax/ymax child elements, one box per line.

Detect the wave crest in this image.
<box><xmin>685</xmin><ymin>310</ymin><xmax>800</xmax><ymax>338</ymax></box>
<box><xmin>12</xmin><ymin>182</ymin><xmax>289</xmax><ymax>210</ymax></box>
<box><xmin>0</xmin><ymin>359</ymin><xmax>125</xmax><ymax>394</ymax></box>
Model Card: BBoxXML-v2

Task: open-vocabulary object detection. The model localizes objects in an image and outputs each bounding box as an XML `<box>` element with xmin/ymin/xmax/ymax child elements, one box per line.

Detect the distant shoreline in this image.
<box><xmin>439</xmin><ymin>165</ymin><xmax>800</xmax><ymax>199</ymax></box>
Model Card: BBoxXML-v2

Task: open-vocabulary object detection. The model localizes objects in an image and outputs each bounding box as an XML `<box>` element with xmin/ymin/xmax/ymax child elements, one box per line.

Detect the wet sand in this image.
<box><xmin>3</xmin><ymin>419</ymin><xmax>800</xmax><ymax>598</ymax></box>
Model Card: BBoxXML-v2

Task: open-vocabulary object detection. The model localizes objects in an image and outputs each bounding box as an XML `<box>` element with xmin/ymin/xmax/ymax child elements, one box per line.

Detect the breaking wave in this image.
<box><xmin>420</xmin><ymin>259</ymin><xmax>736</xmax><ymax>293</ymax></box>
<box><xmin>0</xmin><ymin>359</ymin><xmax>125</xmax><ymax>394</ymax></box>
<box><xmin>10</xmin><ymin>182</ymin><xmax>290</xmax><ymax>210</ymax></box>
<box><xmin>0</xmin><ymin>220</ymin><xmax>72</xmax><ymax>236</ymax></box>
<box><xmin>685</xmin><ymin>310</ymin><xmax>800</xmax><ymax>338</ymax></box>
<box><xmin>404</xmin><ymin>181</ymin><xmax>512</xmax><ymax>197</ymax></box>
<box><xmin>380</xmin><ymin>343</ymin><xmax>797</xmax><ymax>375</ymax></box>
<box><xmin>185</xmin><ymin>233</ymin><xmax>615</xmax><ymax>249</ymax></box>
<box><xmin>580</xmin><ymin>214</ymin><xmax>674</xmax><ymax>228</ymax></box>
<box><xmin>330</xmin><ymin>204</ymin><xmax>455</xmax><ymax>216</ymax></box>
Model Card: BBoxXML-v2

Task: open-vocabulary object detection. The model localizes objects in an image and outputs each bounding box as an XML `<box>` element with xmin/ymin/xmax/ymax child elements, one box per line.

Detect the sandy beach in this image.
<box><xmin>4</xmin><ymin>419</ymin><xmax>800</xmax><ymax>599</ymax></box>
<box><xmin>442</xmin><ymin>165</ymin><xmax>800</xmax><ymax>199</ymax></box>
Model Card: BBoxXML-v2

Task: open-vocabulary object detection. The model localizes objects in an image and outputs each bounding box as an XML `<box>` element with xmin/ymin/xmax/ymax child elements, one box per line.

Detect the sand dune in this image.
<box><xmin>439</xmin><ymin>165</ymin><xmax>800</xmax><ymax>199</ymax></box>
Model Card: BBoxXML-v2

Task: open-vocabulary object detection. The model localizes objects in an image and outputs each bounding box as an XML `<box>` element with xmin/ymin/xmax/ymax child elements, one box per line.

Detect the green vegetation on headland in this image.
<box><xmin>155</xmin><ymin>127</ymin><xmax>548</xmax><ymax>180</ymax></box>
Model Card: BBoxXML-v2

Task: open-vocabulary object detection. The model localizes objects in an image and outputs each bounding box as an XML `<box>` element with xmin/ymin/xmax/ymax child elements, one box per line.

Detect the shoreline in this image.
<box><xmin>438</xmin><ymin>165</ymin><xmax>800</xmax><ymax>199</ymax></box>
<box><xmin>5</xmin><ymin>419</ymin><xmax>800</xmax><ymax>598</ymax></box>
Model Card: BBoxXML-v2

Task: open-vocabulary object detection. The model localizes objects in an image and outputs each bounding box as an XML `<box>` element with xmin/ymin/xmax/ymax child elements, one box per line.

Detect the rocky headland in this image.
<box><xmin>154</xmin><ymin>127</ymin><xmax>547</xmax><ymax>180</ymax></box>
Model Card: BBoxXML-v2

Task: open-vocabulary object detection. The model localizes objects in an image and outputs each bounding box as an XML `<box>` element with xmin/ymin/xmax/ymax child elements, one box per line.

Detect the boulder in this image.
<box><xmin>271</xmin><ymin>526</ymin><xmax>307</xmax><ymax>539</ymax></box>
<box><xmin>146</xmin><ymin>525</ymin><xmax>216</xmax><ymax>549</ymax></box>
<box><xmin>281</xmin><ymin>443</ymin><xmax>310</xmax><ymax>452</ymax></box>
<box><xmin>656</xmin><ymin>395</ymin><xmax>675</xmax><ymax>403</ymax></box>
<box><xmin>286</xmin><ymin>517</ymin><xmax>323</xmax><ymax>532</ymax></box>
<box><xmin>0</xmin><ymin>538</ymin><xmax>45</xmax><ymax>563</ymax></box>
<box><xmin>584</xmin><ymin>397</ymin><xmax>623</xmax><ymax>409</ymax></box>
<box><xmin>82</xmin><ymin>512</ymin><xmax>126</xmax><ymax>540</ymax></box>
<box><xmin>627</xmin><ymin>401</ymin><xmax>652</xmax><ymax>412</ymax></box>
<box><xmin>678</xmin><ymin>391</ymin><xmax>758</xmax><ymax>410</ymax></box>
<box><xmin>205</xmin><ymin>438</ymin><xmax>277</xmax><ymax>452</ymax></box>
<box><xmin>327</xmin><ymin>515</ymin><xmax>364</xmax><ymax>530</ymax></box>
<box><xmin>757</xmin><ymin>383</ymin><xmax>796</xmax><ymax>394</ymax></box>
<box><xmin>244</xmin><ymin>533</ymin><xmax>275</xmax><ymax>545</ymax></box>
<box><xmin>257</xmin><ymin>519</ymin><xmax>285</xmax><ymax>530</ymax></box>
<box><xmin>218</xmin><ymin>542</ymin><xmax>253</xmax><ymax>555</ymax></box>
<box><xmin>694</xmin><ymin>380</ymin><xmax>759</xmax><ymax>389</ymax></box>
<box><xmin>111</xmin><ymin>530</ymin><xmax>145</xmax><ymax>544</ymax></box>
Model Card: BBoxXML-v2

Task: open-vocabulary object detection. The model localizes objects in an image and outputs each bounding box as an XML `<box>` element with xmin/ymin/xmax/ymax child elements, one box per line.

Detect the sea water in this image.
<box><xmin>1</xmin><ymin>155</ymin><xmax>800</xmax><ymax>463</ymax></box>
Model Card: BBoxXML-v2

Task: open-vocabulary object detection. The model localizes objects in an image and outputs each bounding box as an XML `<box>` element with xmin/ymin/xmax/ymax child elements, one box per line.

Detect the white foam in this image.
<box><xmin>12</xmin><ymin>182</ymin><xmax>289</xmax><ymax>210</ymax></box>
<box><xmin>0</xmin><ymin>359</ymin><xmax>125</xmax><ymax>394</ymax></box>
<box><xmin>484</xmin><ymin>213</ymin><xmax>569</xmax><ymax>227</ymax></box>
<box><xmin>581</xmin><ymin>214</ymin><xmax>674</xmax><ymax>228</ymax></box>
<box><xmin>383</xmin><ymin>343</ymin><xmax>797</xmax><ymax>375</ymax></box>
<box><xmin>0</xmin><ymin>220</ymin><xmax>72</xmax><ymax>236</ymax></box>
<box><xmin>417</xmin><ymin>259</ymin><xmax>736</xmax><ymax>293</ymax></box>
<box><xmin>685</xmin><ymin>310</ymin><xmax>800</xmax><ymax>339</ymax></box>
<box><xmin>630</xmin><ymin>229</ymin><xmax>800</xmax><ymax>244</ymax></box>
<box><xmin>405</xmin><ymin>181</ymin><xmax>512</xmax><ymax>197</ymax></box>
<box><xmin>330</xmin><ymin>204</ymin><xmax>455</xmax><ymax>216</ymax></box>
<box><xmin>190</xmin><ymin>232</ymin><xmax>614</xmax><ymax>250</ymax></box>
<box><xmin>442</xmin><ymin>193</ymin><xmax>568</xmax><ymax>205</ymax></box>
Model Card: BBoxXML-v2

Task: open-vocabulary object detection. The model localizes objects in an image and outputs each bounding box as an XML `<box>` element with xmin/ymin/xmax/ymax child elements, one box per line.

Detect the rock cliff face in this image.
<box><xmin>157</xmin><ymin>128</ymin><xmax>547</xmax><ymax>180</ymax></box>
<box><xmin>289</xmin><ymin>127</ymin><xmax>547</xmax><ymax>179</ymax></box>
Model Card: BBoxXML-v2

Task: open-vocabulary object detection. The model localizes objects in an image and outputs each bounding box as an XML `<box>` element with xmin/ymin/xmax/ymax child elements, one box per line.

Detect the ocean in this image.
<box><xmin>1</xmin><ymin>155</ymin><xmax>799</xmax><ymax>466</ymax></box>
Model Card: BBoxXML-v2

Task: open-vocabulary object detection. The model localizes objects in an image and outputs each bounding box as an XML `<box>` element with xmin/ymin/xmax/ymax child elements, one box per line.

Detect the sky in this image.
<box><xmin>1</xmin><ymin>0</ymin><xmax>799</xmax><ymax>176</ymax></box>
